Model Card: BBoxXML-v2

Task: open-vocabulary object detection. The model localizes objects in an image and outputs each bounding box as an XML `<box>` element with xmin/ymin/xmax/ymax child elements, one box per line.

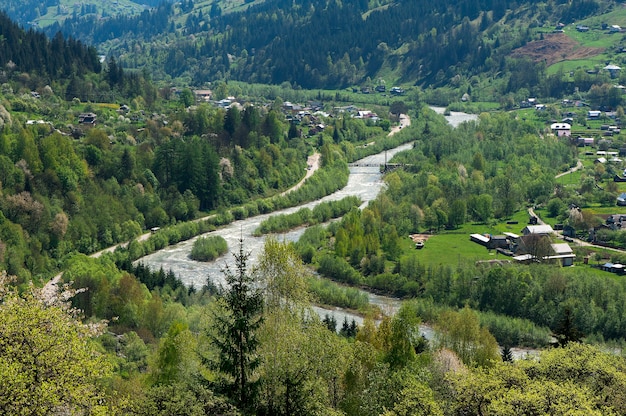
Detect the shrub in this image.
<box><xmin>318</xmin><ymin>254</ymin><xmax>361</xmax><ymax>285</ymax></box>
<box><xmin>189</xmin><ymin>235</ymin><xmax>228</xmax><ymax>262</ymax></box>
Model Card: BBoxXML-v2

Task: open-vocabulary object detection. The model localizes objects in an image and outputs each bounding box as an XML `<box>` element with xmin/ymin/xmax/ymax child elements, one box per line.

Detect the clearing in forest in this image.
<box><xmin>510</xmin><ymin>33</ymin><xmax>604</xmax><ymax>67</ymax></box>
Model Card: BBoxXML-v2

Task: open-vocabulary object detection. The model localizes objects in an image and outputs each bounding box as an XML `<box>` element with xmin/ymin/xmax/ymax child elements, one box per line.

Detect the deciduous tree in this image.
<box><xmin>0</xmin><ymin>273</ymin><xmax>114</xmax><ymax>415</ymax></box>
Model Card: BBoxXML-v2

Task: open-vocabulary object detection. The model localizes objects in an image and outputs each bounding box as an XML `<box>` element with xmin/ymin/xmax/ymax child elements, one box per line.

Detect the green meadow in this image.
<box><xmin>404</xmin><ymin>210</ymin><xmax>531</xmax><ymax>268</ymax></box>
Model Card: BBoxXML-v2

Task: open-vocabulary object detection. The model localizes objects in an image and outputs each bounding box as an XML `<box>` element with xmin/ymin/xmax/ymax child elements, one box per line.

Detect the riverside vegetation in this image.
<box><xmin>190</xmin><ymin>235</ymin><xmax>228</xmax><ymax>262</ymax></box>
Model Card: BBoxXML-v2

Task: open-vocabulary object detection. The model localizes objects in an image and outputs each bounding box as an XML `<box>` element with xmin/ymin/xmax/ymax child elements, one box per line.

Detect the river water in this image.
<box><xmin>138</xmin><ymin>108</ymin><xmax>477</xmax><ymax>340</ymax></box>
<box><xmin>138</xmin><ymin>141</ymin><xmax>415</xmax><ymax>289</ymax></box>
<box><xmin>430</xmin><ymin>106</ymin><xmax>480</xmax><ymax>125</ymax></box>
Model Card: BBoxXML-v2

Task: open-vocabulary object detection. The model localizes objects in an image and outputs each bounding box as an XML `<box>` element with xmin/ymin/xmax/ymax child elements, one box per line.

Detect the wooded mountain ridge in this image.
<box><xmin>0</xmin><ymin>11</ymin><xmax>101</xmax><ymax>79</ymax></box>
<box><xmin>0</xmin><ymin>0</ymin><xmax>608</xmax><ymax>90</ymax></box>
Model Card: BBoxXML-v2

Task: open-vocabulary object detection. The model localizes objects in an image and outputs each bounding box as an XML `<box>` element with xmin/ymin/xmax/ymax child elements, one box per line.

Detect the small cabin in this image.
<box><xmin>588</xmin><ymin>110</ymin><xmax>602</xmax><ymax>119</ymax></box>
<box><xmin>78</xmin><ymin>113</ymin><xmax>97</xmax><ymax>125</ymax></box>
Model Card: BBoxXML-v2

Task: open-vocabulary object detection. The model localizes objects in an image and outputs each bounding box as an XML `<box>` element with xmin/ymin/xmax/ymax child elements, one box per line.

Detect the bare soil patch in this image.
<box><xmin>510</xmin><ymin>33</ymin><xmax>604</xmax><ymax>66</ymax></box>
<box><xmin>409</xmin><ymin>234</ymin><xmax>434</xmax><ymax>243</ymax></box>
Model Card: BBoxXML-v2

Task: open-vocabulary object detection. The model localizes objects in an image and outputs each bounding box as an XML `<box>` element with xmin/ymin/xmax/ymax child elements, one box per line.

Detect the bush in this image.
<box><xmin>308</xmin><ymin>277</ymin><xmax>369</xmax><ymax>310</ymax></box>
<box><xmin>317</xmin><ymin>254</ymin><xmax>362</xmax><ymax>285</ymax></box>
<box><xmin>231</xmin><ymin>206</ymin><xmax>248</xmax><ymax>220</ymax></box>
<box><xmin>254</xmin><ymin>196</ymin><xmax>361</xmax><ymax>236</ymax></box>
<box><xmin>189</xmin><ymin>235</ymin><xmax>228</xmax><ymax>262</ymax></box>
<box><xmin>479</xmin><ymin>311</ymin><xmax>550</xmax><ymax>348</ymax></box>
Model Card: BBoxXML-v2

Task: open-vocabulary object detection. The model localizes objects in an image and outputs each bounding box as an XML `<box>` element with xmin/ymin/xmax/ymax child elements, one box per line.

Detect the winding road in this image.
<box><xmin>555</xmin><ymin>159</ymin><xmax>583</xmax><ymax>179</ymax></box>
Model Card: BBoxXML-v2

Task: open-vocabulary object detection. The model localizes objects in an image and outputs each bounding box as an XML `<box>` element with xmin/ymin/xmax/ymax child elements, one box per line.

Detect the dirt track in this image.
<box><xmin>510</xmin><ymin>33</ymin><xmax>603</xmax><ymax>66</ymax></box>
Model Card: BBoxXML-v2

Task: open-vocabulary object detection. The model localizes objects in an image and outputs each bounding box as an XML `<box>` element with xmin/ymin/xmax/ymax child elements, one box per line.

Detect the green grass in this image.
<box><xmin>406</xmin><ymin>218</ymin><xmax>533</xmax><ymax>268</ymax></box>
<box><xmin>546</xmin><ymin>57</ymin><xmax>610</xmax><ymax>75</ymax></box>
<box><xmin>555</xmin><ymin>169</ymin><xmax>583</xmax><ymax>185</ymax></box>
<box><xmin>565</xmin><ymin>28</ymin><xmax>622</xmax><ymax>49</ymax></box>
<box><xmin>36</xmin><ymin>0</ymin><xmax>145</xmax><ymax>28</ymax></box>
<box><xmin>401</xmin><ymin>206</ymin><xmax>626</xmax><ymax>277</ymax></box>
<box><xmin>408</xmin><ymin>230</ymin><xmax>493</xmax><ymax>267</ymax></box>
<box><xmin>582</xmin><ymin>205</ymin><xmax>626</xmax><ymax>216</ymax></box>
<box><xmin>578</xmin><ymin>7</ymin><xmax>626</xmax><ymax>32</ymax></box>
<box><xmin>532</xmin><ymin>208</ymin><xmax>555</xmax><ymax>224</ymax></box>
<box><xmin>542</xmin><ymin>21</ymin><xmax>622</xmax><ymax>75</ymax></box>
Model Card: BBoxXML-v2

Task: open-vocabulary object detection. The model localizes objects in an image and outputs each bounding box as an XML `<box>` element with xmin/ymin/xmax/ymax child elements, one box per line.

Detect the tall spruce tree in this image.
<box><xmin>211</xmin><ymin>239</ymin><xmax>264</xmax><ymax>410</ymax></box>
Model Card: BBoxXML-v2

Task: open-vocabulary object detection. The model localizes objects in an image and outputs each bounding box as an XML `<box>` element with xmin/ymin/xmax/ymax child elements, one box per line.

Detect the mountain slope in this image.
<box><xmin>0</xmin><ymin>0</ymin><xmax>151</xmax><ymax>28</ymax></box>
<box><xmin>0</xmin><ymin>10</ymin><xmax>101</xmax><ymax>78</ymax></box>
<box><xmin>26</xmin><ymin>0</ymin><xmax>621</xmax><ymax>90</ymax></box>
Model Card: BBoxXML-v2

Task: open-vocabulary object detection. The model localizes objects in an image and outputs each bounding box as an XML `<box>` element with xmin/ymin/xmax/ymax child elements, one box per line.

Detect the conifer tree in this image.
<box><xmin>211</xmin><ymin>239</ymin><xmax>264</xmax><ymax>410</ymax></box>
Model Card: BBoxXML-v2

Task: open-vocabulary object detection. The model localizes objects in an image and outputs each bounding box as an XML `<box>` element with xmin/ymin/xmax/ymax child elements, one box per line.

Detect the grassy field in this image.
<box><xmin>555</xmin><ymin>169</ymin><xmax>583</xmax><ymax>185</ymax></box>
<box><xmin>400</xmin><ymin>203</ymin><xmax>626</xmax><ymax>279</ymax></box>
<box><xmin>542</xmin><ymin>7</ymin><xmax>626</xmax><ymax>75</ymax></box>
<box><xmin>577</xmin><ymin>7</ymin><xmax>626</xmax><ymax>33</ymax></box>
<box><xmin>36</xmin><ymin>0</ymin><xmax>145</xmax><ymax>28</ymax></box>
<box><xmin>406</xmin><ymin>212</ymin><xmax>532</xmax><ymax>268</ymax></box>
<box><xmin>546</xmin><ymin>58</ymin><xmax>610</xmax><ymax>76</ymax></box>
<box><xmin>565</xmin><ymin>28</ymin><xmax>622</xmax><ymax>49</ymax></box>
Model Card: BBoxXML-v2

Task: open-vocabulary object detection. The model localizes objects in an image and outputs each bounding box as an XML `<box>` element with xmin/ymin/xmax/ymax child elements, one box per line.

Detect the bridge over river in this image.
<box><xmin>347</xmin><ymin>162</ymin><xmax>412</xmax><ymax>172</ymax></box>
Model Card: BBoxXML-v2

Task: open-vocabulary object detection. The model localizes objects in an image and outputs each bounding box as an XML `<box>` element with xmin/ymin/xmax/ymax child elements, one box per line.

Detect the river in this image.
<box><xmin>138</xmin><ymin>141</ymin><xmax>415</xmax><ymax>289</ymax></box>
<box><xmin>138</xmin><ymin>109</ymin><xmax>477</xmax><ymax>287</ymax></box>
<box><xmin>138</xmin><ymin>108</ymin><xmax>478</xmax><ymax>341</ymax></box>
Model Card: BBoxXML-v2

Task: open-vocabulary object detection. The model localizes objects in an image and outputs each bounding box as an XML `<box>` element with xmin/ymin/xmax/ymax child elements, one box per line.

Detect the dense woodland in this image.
<box><xmin>0</xmin><ymin>11</ymin><xmax>101</xmax><ymax>79</ymax></box>
<box><xmin>39</xmin><ymin>0</ymin><xmax>608</xmax><ymax>92</ymax></box>
<box><xmin>5</xmin><ymin>1</ymin><xmax>626</xmax><ymax>415</ymax></box>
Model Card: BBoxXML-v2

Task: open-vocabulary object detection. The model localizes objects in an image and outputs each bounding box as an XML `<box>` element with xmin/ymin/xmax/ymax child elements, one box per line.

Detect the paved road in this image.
<box><xmin>280</xmin><ymin>152</ymin><xmax>320</xmax><ymax>196</ymax></box>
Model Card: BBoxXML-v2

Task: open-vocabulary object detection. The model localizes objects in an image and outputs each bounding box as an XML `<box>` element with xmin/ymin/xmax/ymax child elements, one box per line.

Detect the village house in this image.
<box><xmin>78</xmin><ymin>112</ymin><xmax>96</xmax><ymax>125</ymax></box>
<box><xmin>601</xmin><ymin>262</ymin><xmax>626</xmax><ymax>274</ymax></box>
<box><xmin>606</xmin><ymin>214</ymin><xmax>626</xmax><ymax>229</ymax></box>
<box><xmin>354</xmin><ymin>110</ymin><xmax>379</xmax><ymax>122</ymax></box>
<box><xmin>562</xmin><ymin>225</ymin><xmax>577</xmax><ymax>238</ymax></box>
<box><xmin>549</xmin><ymin>243</ymin><xmax>576</xmax><ymax>267</ymax></box>
<box><xmin>604</xmin><ymin>64</ymin><xmax>622</xmax><ymax>78</ymax></box>
<box><xmin>512</xmin><ymin>240</ymin><xmax>574</xmax><ymax>266</ymax></box>
<box><xmin>588</xmin><ymin>110</ymin><xmax>602</xmax><ymax>119</ymax></box>
<box><xmin>283</xmin><ymin>101</ymin><xmax>303</xmax><ymax>112</ymax></box>
<box><xmin>193</xmin><ymin>89</ymin><xmax>212</xmax><ymax>102</ymax></box>
<box><xmin>521</xmin><ymin>224</ymin><xmax>554</xmax><ymax>236</ymax></box>
<box><xmin>550</xmin><ymin>122</ymin><xmax>571</xmax><ymax>136</ymax></box>
<box><xmin>216</xmin><ymin>97</ymin><xmax>235</xmax><ymax>108</ymax></box>
<box><xmin>469</xmin><ymin>233</ymin><xmax>516</xmax><ymax>253</ymax></box>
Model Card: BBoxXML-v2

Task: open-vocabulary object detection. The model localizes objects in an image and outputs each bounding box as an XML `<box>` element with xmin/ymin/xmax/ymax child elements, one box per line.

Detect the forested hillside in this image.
<box><xmin>0</xmin><ymin>10</ymin><xmax>391</xmax><ymax>284</ymax></box>
<box><xmin>41</xmin><ymin>0</ymin><xmax>609</xmax><ymax>91</ymax></box>
<box><xmin>0</xmin><ymin>11</ymin><xmax>101</xmax><ymax>78</ymax></box>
